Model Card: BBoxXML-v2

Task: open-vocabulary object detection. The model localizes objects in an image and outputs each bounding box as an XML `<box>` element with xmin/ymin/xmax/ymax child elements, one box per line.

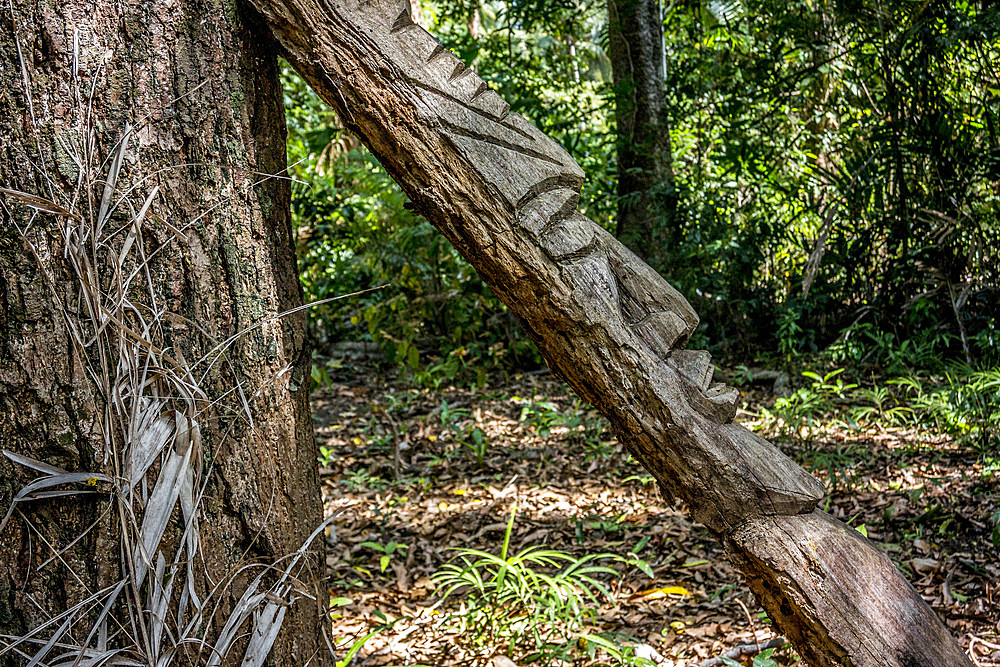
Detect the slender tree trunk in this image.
<box><xmin>608</xmin><ymin>0</ymin><xmax>677</xmax><ymax>268</ymax></box>
<box><xmin>248</xmin><ymin>0</ymin><xmax>971</xmax><ymax>664</ymax></box>
<box><xmin>0</xmin><ymin>0</ymin><xmax>324</xmax><ymax>664</ymax></box>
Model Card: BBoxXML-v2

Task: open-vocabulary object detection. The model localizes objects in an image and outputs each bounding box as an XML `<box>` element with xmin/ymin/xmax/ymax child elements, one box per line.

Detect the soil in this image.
<box><xmin>313</xmin><ymin>366</ymin><xmax>1000</xmax><ymax>666</ymax></box>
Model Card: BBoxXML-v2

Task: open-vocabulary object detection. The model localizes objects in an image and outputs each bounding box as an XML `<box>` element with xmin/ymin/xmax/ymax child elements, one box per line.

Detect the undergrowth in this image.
<box><xmin>749</xmin><ymin>363</ymin><xmax>1000</xmax><ymax>491</ymax></box>
<box><xmin>432</xmin><ymin>504</ymin><xmax>654</xmax><ymax>666</ymax></box>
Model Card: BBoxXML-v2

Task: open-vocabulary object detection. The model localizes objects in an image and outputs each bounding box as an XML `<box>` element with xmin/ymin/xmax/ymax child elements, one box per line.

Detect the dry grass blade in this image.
<box><xmin>132</xmin><ymin>444</ymin><xmax>192</xmax><ymax>588</ymax></box>
<box><xmin>16</xmin><ymin>489</ymin><xmax>103</xmax><ymax>501</ymax></box>
<box><xmin>0</xmin><ymin>471</ymin><xmax>111</xmax><ymax>533</ymax></box>
<box><xmin>3</xmin><ymin>449</ymin><xmax>67</xmax><ymax>475</ymax></box>
<box><xmin>95</xmin><ymin>123</ymin><xmax>131</xmax><ymax>236</ymax></box>
<box><xmin>115</xmin><ymin>185</ymin><xmax>158</xmax><ymax>265</ymax></box>
<box><xmin>0</xmin><ymin>187</ymin><xmax>79</xmax><ymax>219</ymax></box>
<box><xmin>205</xmin><ymin>577</ymin><xmax>268</xmax><ymax>667</ymax></box>
<box><xmin>145</xmin><ymin>553</ymin><xmax>174</xmax><ymax>665</ymax></box>
<box><xmin>25</xmin><ymin>608</ymin><xmax>79</xmax><ymax>667</ymax></box>
<box><xmin>210</xmin><ymin>517</ymin><xmax>335</xmax><ymax>667</ymax></box>
<box><xmin>127</xmin><ymin>410</ymin><xmax>175</xmax><ymax>488</ymax></box>
<box><xmin>0</xmin><ymin>584</ymin><xmax>124</xmax><ymax>659</ymax></box>
<box><xmin>193</xmin><ymin>285</ymin><xmax>388</xmax><ymax>381</ymax></box>
<box><xmin>69</xmin><ymin>581</ymin><xmax>128</xmax><ymax>667</ymax></box>
<box><xmin>51</xmin><ymin>648</ymin><xmax>133</xmax><ymax>667</ymax></box>
<box><xmin>240</xmin><ymin>602</ymin><xmax>288</xmax><ymax>667</ymax></box>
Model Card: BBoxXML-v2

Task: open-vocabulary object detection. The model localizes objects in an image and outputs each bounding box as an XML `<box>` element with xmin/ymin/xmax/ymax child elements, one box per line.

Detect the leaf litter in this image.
<box><xmin>314</xmin><ymin>366</ymin><xmax>999</xmax><ymax>666</ymax></box>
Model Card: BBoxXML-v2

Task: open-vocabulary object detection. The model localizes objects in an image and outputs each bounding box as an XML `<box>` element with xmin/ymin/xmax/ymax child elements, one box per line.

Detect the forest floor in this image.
<box><xmin>313</xmin><ymin>364</ymin><xmax>999</xmax><ymax>667</ymax></box>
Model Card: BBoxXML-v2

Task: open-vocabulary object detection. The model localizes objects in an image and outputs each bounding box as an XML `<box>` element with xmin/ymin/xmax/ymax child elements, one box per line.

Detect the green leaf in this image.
<box><xmin>380</xmin><ymin>555</ymin><xmax>390</xmax><ymax>573</ymax></box>
<box><xmin>501</xmin><ymin>502</ymin><xmax>517</xmax><ymax>561</ymax></box>
<box><xmin>632</xmin><ymin>535</ymin><xmax>652</xmax><ymax>553</ymax></box>
<box><xmin>336</xmin><ymin>630</ymin><xmax>379</xmax><ymax>667</ymax></box>
<box><xmin>754</xmin><ymin>647</ymin><xmax>779</xmax><ymax>667</ymax></box>
<box><xmin>578</xmin><ymin>633</ymin><xmax>623</xmax><ymax>659</ymax></box>
<box><xmin>633</xmin><ymin>558</ymin><xmax>655</xmax><ymax>579</ymax></box>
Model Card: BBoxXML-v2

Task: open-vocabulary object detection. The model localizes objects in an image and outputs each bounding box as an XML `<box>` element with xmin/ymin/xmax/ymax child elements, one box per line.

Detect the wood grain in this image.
<box><xmin>251</xmin><ymin>0</ymin><xmax>974</xmax><ymax>663</ymax></box>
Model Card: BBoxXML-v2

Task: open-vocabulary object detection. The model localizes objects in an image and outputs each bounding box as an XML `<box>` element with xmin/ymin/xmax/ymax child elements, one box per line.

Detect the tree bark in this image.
<box><xmin>607</xmin><ymin>0</ymin><xmax>676</xmax><ymax>267</ymax></box>
<box><xmin>249</xmin><ymin>0</ymin><xmax>972</xmax><ymax>664</ymax></box>
<box><xmin>0</xmin><ymin>0</ymin><xmax>324</xmax><ymax>664</ymax></box>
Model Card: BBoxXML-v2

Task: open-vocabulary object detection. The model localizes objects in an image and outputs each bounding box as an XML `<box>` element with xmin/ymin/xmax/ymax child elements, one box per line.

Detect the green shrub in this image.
<box><xmin>283</xmin><ymin>63</ymin><xmax>541</xmax><ymax>381</ymax></box>
<box><xmin>908</xmin><ymin>366</ymin><xmax>1000</xmax><ymax>454</ymax></box>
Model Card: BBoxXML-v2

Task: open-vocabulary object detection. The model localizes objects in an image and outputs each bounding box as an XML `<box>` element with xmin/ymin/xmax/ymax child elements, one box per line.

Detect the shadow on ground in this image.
<box><xmin>312</xmin><ymin>366</ymin><xmax>999</xmax><ymax>666</ymax></box>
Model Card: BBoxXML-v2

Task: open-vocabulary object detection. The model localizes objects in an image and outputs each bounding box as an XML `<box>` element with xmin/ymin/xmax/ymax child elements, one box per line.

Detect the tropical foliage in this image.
<box><xmin>285</xmin><ymin>0</ymin><xmax>998</xmax><ymax>372</ymax></box>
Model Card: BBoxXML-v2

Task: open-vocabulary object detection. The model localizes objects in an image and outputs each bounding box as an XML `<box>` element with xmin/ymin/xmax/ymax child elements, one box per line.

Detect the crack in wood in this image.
<box><xmin>514</xmin><ymin>175</ymin><xmax>585</xmax><ymax>211</ymax></box>
<box><xmin>448</xmin><ymin>62</ymin><xmax>471</xmax><ymax>82</ymax></box>
<box><xmin>537</xmin><ymin>200</ymin><xmax>585</xmax><ymax>239</ymax></box>
<box><xmin>407</xmin><ymin>79</ymin><xmax>520</xmax><ymax>137</ymax></box>
<box><xmin>629</xmin><ymin>309</ymin><xmax>688</xmax><ymax>349</ymax></box>
<box><xmin>426</xmin><ymin>43</ymin><xmax>448</xmax><ymax>63</ymax></box>
<box><xmin>546</xmin><ymin>239</ymin><xmax>600</xmax><ymax>263</ymax></box>
<box><xmin>438</xmin><ymin>118</ymin><xmax>568</xmax><ymax>167</ymax></box>
<box><xmin>435</xmin><ymin>132</ymin><xmax>519</xmax><ymax>215</ymax></box>
<box><xmin>471</xmin><ymin>82</ymin><xmax>490</xmax><ymax>101</ymax></box>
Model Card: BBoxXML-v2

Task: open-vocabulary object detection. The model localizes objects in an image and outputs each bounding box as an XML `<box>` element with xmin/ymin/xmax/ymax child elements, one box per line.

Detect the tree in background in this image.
<box><xmin>288</xmin><ymin>0</ymin><xmax>998</xmax><ymax>373</ymax></box>
<box><xmin>607</xmin><ymin>0</ymin><xmax>679</xmax><ymax>267</ymax></box>
<box><xmin>656</xmin><ymin>0</ymin><xmax>1000</xmax><ymax>359</ymax></box>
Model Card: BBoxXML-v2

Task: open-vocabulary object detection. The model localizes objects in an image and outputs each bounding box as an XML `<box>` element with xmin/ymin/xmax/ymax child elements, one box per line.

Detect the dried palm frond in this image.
<box><xmin>2</xmin><ymin>50</ymin><xmax>329</xmax><ymax>665</ymax></box>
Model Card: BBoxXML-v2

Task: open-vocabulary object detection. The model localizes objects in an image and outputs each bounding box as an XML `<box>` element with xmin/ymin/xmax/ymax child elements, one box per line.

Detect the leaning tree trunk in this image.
<box><xmin>249</xmin><ymin>0</ymin><xmax>971</xmax><ymax>664</ymax></box>
<box><xmin>608</xmin><ymin>0</ymin><xmax>677</xmax><ymax>266</ymax></box>
<box><xmin>0</xmin><ymin>0</ymin><xmax>323</xmax><ymax>664</ymax></box>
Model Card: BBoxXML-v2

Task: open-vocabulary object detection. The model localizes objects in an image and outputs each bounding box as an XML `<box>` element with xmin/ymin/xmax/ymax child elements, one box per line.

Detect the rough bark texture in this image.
<box><xmin>607</xmin><ymin>0</ymin><xmax>676</xmax><ymax>265</ymax></box>
<box><xmin>0</xmin><ymin>0</ymin><xmax>323</xmax><ymax>663</ymax></box>
<box><xmin>249</xmin><ymin>0</ymin><xmax>972</xmax><ymax>664</ymax></box>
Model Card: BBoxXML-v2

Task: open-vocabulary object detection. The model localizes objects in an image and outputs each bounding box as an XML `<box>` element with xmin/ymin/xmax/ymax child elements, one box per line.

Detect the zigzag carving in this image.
<box><xmin>344</xmin><ymin>0</ymin><xmax>746</xmax><ymax>429</ymax></box>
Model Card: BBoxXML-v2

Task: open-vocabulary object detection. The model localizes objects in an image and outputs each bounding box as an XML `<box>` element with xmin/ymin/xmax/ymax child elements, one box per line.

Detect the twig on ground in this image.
<box><xmin>381</xmin><ymin>407</ymin><xmax>403</xmax><ymax>480</ymax></box>
<box><xmin>697</xmin><ymin>637</ymin><xmax>788</xmax><ymax>667</ymax></box>
<box><xmin>735</xmin><ymin>597</ymin><xmax>760</xmax><ymax>653</ymax></box>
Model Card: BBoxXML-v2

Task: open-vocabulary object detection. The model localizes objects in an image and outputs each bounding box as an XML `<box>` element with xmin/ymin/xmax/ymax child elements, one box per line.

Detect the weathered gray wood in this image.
<box><xmin>250</xmin><ymin>0</ymin><xmax>973</xmax><ymax>664</ymax></box>
<box><xmin>729</xmin><ymin>510</ymin><xmax>970</xmax><ymax>666</ymax></box>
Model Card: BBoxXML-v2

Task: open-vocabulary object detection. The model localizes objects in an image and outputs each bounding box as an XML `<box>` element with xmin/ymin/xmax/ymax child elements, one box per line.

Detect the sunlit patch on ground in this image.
<box><xmin>313</xmin><ymin>371</ymin><xmax>999</xmax><ymax>666</ymax></box>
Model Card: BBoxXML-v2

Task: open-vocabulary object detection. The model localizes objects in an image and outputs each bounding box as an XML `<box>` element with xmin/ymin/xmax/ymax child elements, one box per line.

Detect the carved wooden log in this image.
<box><xmin>252</xmin><ymin>1</ymin><xmax>973</xmax><ymax>664</ymax></box>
